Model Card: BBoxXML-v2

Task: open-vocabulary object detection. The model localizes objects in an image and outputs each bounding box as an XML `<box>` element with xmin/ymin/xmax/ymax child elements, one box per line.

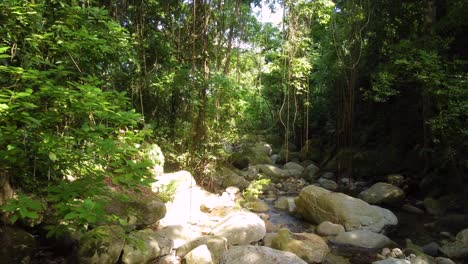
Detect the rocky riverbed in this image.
<box><xmin>2</xmin><ymin>140</ymin><xmax>468</xmax><ymax>264</ymax></box>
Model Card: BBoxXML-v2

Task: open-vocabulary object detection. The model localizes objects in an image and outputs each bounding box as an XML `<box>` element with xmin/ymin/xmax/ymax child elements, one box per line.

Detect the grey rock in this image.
<box><xmin>283</xmin><ymin>162</ymin><xmax>305</xmax><ymax>173</ymax></box>
<box><xmin>211</xmin><ymin>212</ymin><xmax>266</xmax><ymax>245</ymax></box>
<box><xmin>316</xmin><ymin>221</ymin><xmax>345</xmax><ymax>236</ymax></box>
<box><xmin>440</xmin><ymin>228</ymin><xmax>468</xmax><ymax>258</ymax></box>
<box><xmin>122</xmin><ymin>229</ymin><xmax>173</xmax><ymax>264</ymax></box>
<box><xmin>331</xmin><ymin>230</ymin><xmax>394</xmax><ymax>250</ymax></box>
<box><xmin>295</xmin><ymin>185</ymin><xmax>398</xmax><ymax>233</ymax></box>
<box><xmin>421</xmin><ymin>242</ymin><xmax>439</xmax><ymax>257</ymax></box>
<box><xmin>221</xmin><ymin>245</ymin><xmax>308</xmax><ymax>264</ymax></box>
<box><xmin>358</xmin><ymin>182</ymin><xmax>405</xmax><ymax>205</ymax></box>
<box><xmin>434</xmin><ymin>257</ymin><xmax>456</xmax><ymax>264</ymax></box>
<box><xmin>318</xmin><ymin>178</ymin><xmax>338</xmax><ymax>191</ymax></box>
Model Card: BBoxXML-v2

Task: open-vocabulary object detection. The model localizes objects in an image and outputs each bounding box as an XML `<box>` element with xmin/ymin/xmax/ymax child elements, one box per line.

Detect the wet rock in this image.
<box><xmin>387</xmin><ymin>174</ymin><xmax>405</xmax><ymax>187</ymax></box>
<box><xmin>295</xmin><ymin>185</ymin><xmax>398</xmax><ymax>233</ymax></box>
<box><xmin>211</xmin><ymin>212</ymin><xmax>266</xmax><ymax>245</ymax></box>
<box><xmin>421</xmin><ymin>242</ymin><xmax>439</xmax><ymax>257</ymax></box>
<box><xmin>0</xmin><ymin>226</ymin><xmax>37</xmax><ymax>264</ymax></box>
<box><xmin>283</xmin><ymin>162</ymin><xmax>305</xmax><ymax>174</ymax></box>
<box><xmin>322</xmin><ymin>172</ymin><xmax>335</xmax><ymax>180</ymax></box>
<box><xmin>317</xmin><ymin>221</ymin><xmax>345</xmax><ymax>236</ymax></box>
<box><xmin>274</xmin><ymin>197</ymin><xmax>297</xmax><ymax>213</ymax></box>
<box><xmin>221</xmin><ymin>245</ymin><xmax>308</xmax><ymax>264</ymax></box>
<box><xmin>402</xmin><ymin>204</ymin><xmax>425</xmax><ymax>214</ymax></box>
<box><xmin>324</xmin><ymin>253</ymin><xmax>351</xmax><ymax>264</ymax></box>
<box><xmin>122</xmin><ymin>229</ymin><xmax>173</xmax><ymax>264</ymax></box>
<box><xmin>78</xmin><ymin>225</ymin><xmax>125</xmax><ymax>264</ymax></box>
<box><xmin>245</xmin><ymin>200</ymin><xmax>269</xmax><ymax>213</ymax></box>
<box><xmin>331</xmin><ymin>230</ymin><xmax>395</xmax><ymax>251</ymax></box>
<box><xmin>440</xmin><ymin>228</ymin><xmax>468</xmax><ymax>258</ymax></box>
<box><xmin>258</xmin><ymin>164</ymin><xmax>303</xmax><ymax>180</ymax></box>
<box><xmin>304</xmin><ymin>164</ymin><xmax>320</xmax><ymax>181</ymax></box>
<box><xmin>434</xmin><ymin>257</ymin><xmax>456</xmax><ymax>264</ymax></box>
<box><xmin>219</xmin><ymin>167</ymin><xmax>249</xmax><ymax>190</ymax></box>
<box><xmin>423</xmin><ymin>197</ymin><xmax>446</xmax><ymax>216</ymax></box>
<box><xmin>358</xmin><ymin>182</ymin><xmax>405</xmax><ymax>206</ymax></box>
<box><xmin>403</xmin><ymin>239</ymin><xmax>434</xmax><ymax>263</ymax></box>
<box><xmin>287</xmin><ymin>232</ymin><xmax>330</xmax><ymax>263</ymax></box>
<box><xmin>318</xmin><ymin>178</ymin><xmax>338</xmax><ymax>191</ymax></box>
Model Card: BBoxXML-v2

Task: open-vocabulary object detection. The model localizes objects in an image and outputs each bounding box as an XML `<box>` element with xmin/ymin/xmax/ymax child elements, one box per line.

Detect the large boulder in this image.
<box><xmin>78</xmin><ymin>225</ymin><xmax>125</xmax><ymax>264</ymax></box>
<box><xmin>218</xmin><ymin>167</ymin><xmax>249</xmax><ymax>190</ymax></box>
<box><xmin>303</xmin><ymin>164</ymin><xmax>320</xmax><ymax>181</ymax></box>
<box><xmin>221</xmin><ymin>245</ymin><xmax>308</xmax><ymax>264</ymax></box>
<box><xmin>105</xmin><ymin>191</ymin><xmax>166</xmax><ymax>228</ymax></box>
<box><xmin>271</xmin><ymin>228</ymin><xmax>330</xmax><ymax>264</ymax></box>
<box><xmin>121</xmin><ymin>229</ymin><xmax>173</xmax><ymax>264</ymax></box>
<box><xmin>211</xmin><ymin>212</ymin><xmax>266</xmax><ymax>245</ymax></box>
<box><xmin>295</xmin><ymin>185</ymin><xmax>398</xmax><ymax>233</ymax></box>
<box><xmin>283</xmin><ymin>162</ymin><xmax>305</xmax><ymax>173</ymax></box>
<box><xmin>152</xmin><ymin>170</ymin><xmax>196</xmax><ymax>193</ymax></box>
<box><xmin>231</xmin><ymin>143</ymin><xmax>272</xmax><ymax>169</ymax></box>
<box><xmin>330</xmin><ymin>230</ymin><xmax>395</xmax><ymax>250</ymax></box>
<box><xmin>440</xmin><ymin>228</ymin><xmax>468</xmax><ymax>258</ymax></box>
<box><xmin>0</xmin><ymin>226</ymin><xmax>37</xmax><ymax>264</ymax></box>
<box><xmin>358</xmin><ymin>182</ymin><xmax>405</xmax><ymax>206</ymax></box>
<box><xmin>257</xmin><ymin>164</ymin><xmax>302</xmax><ymax>180</ymax></box>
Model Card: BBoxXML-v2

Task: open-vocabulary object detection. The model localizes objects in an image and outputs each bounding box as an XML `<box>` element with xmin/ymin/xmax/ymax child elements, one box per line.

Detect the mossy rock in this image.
<box><xmin>230</xmin><ymin>148</ymin><xmax>272</xmax><ymax>169</ymax></box>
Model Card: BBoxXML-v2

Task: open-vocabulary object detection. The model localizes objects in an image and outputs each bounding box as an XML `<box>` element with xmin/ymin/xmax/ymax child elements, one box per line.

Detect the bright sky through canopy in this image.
<box><xmin>252</xmin><ymin>1</ymin><xmax>283</xmax><ymax>27</ymax></box>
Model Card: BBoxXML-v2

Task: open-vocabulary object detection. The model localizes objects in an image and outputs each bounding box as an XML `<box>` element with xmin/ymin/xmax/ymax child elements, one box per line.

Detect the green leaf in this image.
<box><xmin>10</xmin><ymin>214</ymin><xmax>19</xmax><ymax>224</ymax></box>
<box><xmin>63</xmin><ymin>212</ymin><xmax>79</xmax><ymax>220</ymax></box>
<box><xmin>0</xmin><ymin>46</ymin><xmax>9</xmax><ymax>53</ymax></box>
<box><xmin>25</xmin><ymin>211</ymin><xmax>39</xmax><ymax>219</ymax></box>
<box><xmin>49</xmin><ymin>152</ymin><xmax>57</xmax><ymax>162</ymax></box>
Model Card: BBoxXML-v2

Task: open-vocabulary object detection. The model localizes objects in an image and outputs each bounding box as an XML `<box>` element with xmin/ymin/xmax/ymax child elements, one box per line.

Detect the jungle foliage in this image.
<box><xmin>0</xmin><ymin>0</ymin><xmax>467</xmax><ymax>234</ymax></box>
